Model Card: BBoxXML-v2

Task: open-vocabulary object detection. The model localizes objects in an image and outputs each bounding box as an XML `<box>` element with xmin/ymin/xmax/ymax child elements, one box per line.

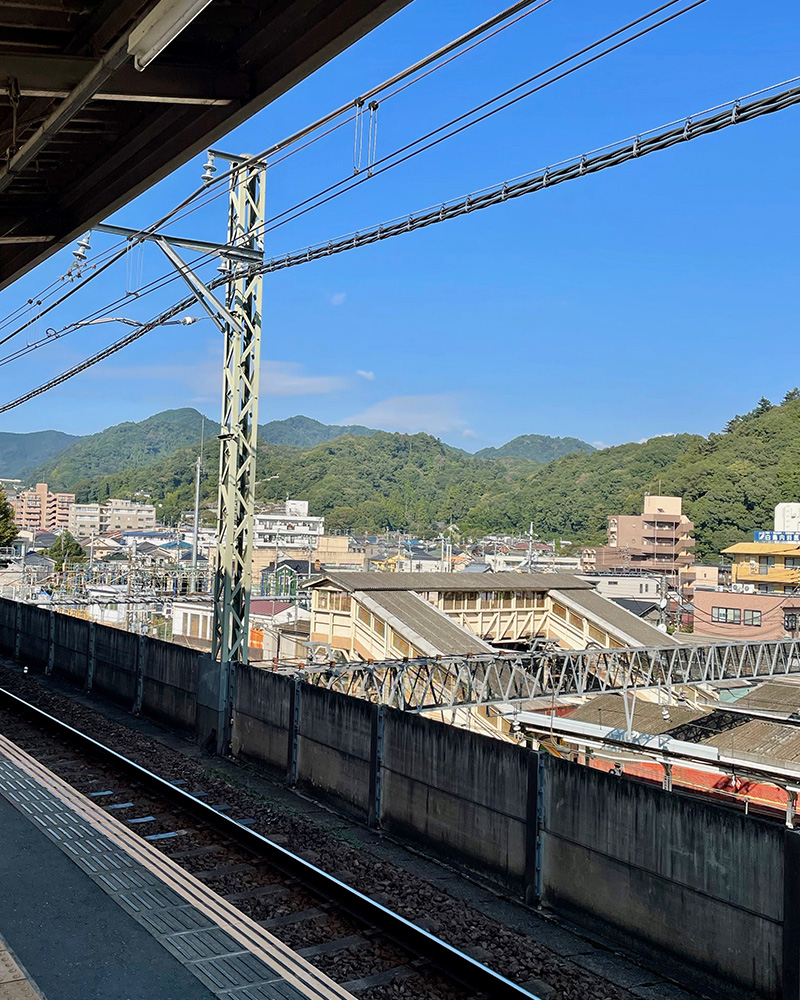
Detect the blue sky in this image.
<box><xmin>1</xmin><ymin>0</ymin><xmax>798</xmax><ymax>449</ymax></box>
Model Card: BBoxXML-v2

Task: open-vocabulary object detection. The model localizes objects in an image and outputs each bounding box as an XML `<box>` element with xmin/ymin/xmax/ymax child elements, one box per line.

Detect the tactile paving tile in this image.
<box><xmin>0</xmin><ymin>756</ymin><xmax>328</xmax><ymax>999</ymax></box>
<box><xmin>0</xmin><ymin>937</ymin><xmax>43</xmax><ymax>1000</ymax></box>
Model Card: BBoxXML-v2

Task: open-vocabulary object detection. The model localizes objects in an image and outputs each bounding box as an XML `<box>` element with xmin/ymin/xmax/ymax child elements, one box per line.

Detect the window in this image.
<box><xmin>786</xmin><ymin>558</ymin><xmax>800</xmax><ymax>569</ymax></box>
<box><xmin>743</xmin><ymin>610</ymin><xmax>762</xmax><ymax>626</ymax></box>
<box><xmin>391</xmin><ymin>631</ymin><xmax>411</xmax><ymax>657</ymax></box>
<box><xmin>374</xmin><ymin>618</ymin><xmax>386</xmax><ymax>638</ymax></box>
<box><xmin>711</xmin><ymin>607</ymin><xmax>741</xmax><ymax>624</ymax></box>
<box><xmin>552</xmin><ymin>602</ymin><xmax>567</xmax><ymax>620</ymax></box>
<box><xmin>758</xmin><ymin>555</ymin><xmax>775</xmax><ymax>575</ymax></box>
<box><xmin>357</xmin><ymin>605</ymin><xmax>371</xmax><ymax>626</ymax></box>
<box><xmin>785</xmin><ymin>613</ymin><xmax>799</xmax><ymax>632</ymax></box>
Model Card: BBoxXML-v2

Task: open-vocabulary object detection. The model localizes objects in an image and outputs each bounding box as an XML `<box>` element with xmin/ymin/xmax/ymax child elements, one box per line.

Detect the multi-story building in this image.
<box><xmin>693</xmin><ymin>589</ymin><xmax>800</xmax><ymax>640</ymax></box>
<box><xmin>253</xmin><ymin>500</ymin><xmax>324</xmax><ymax>551</ymax></box>
<box><xmin>11</xmin><ymin>482</ymin><xmax>75</xmax><ymax>533</ymax></box>
<box><xmin>67</xmin><ymin>498</ymin><xmax>157</xmax><ymax>535</ymax></box>
<box><xmin>721</xmin><ymin>541</ymin><xmax>800</xmax><ymax>595</ymax></box>
<box><xmin>582</xmin><ymin>495</ymin><xmax>695</xmax><ymax>585</ymax></box>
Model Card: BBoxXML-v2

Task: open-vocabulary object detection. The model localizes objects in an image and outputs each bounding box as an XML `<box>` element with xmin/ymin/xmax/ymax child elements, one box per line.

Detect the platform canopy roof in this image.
<box><xmin>0</xmin><ymin>0</ymin><xmax>409</xmax><ymax>290</ymax></box>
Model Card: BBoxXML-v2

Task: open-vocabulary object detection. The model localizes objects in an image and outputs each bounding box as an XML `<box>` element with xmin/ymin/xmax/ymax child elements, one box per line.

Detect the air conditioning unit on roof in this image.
<box><xmin>742</xmin><ymin>584</ymin><xmax>756</xmax><ymax>594</ymax></box>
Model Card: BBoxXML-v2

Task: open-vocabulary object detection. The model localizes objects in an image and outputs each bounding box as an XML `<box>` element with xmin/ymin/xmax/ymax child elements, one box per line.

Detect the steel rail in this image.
<box><xmin>0</xmin><ymin>684</ymin><xmax>541</xmax><ymax>1000</ymax></box>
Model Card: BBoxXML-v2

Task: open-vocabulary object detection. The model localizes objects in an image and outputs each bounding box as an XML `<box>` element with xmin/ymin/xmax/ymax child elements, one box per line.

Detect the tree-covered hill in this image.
<box><xmin>475</xmin><ymin>433</ymin><xmax>595</xmax><ymax>462</ymax></box>
<box><xmin>22</xmin><ymin>392</ymin><xmax>800</xmax><ymax>562</ymax></box>
<box><xmin>26</xmin><ymin>408</ymin><xmax>214</xmax><ymax>491</ymax></box>
<box><xmin>259</xmin><ymin>414</ymin><xmax>376</xmax><ymax>447</ymax></box>
<box><xmin>0</xmin><ymin>429</ymin><xmax>81</xmax><ymax>479</ymax></box>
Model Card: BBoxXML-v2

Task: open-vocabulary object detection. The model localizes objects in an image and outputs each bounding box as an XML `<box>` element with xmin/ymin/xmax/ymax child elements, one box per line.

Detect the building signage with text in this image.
<box><xmin>754</xmin><ymin>531</ymin><xmax>800</xmax><ymax>543</ymax></box>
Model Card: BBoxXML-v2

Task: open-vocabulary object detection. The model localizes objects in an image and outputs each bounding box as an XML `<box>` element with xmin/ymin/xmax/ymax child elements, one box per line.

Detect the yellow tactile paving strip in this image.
<box><xmin>0</xmin><ymin>938</ymin><xmax>43</xmax><ymax>999</ymax></box>
<box><xmin>0</xmin><ymin>732</ymin><xmax>357</xmax><ymax>1000</ymax></box>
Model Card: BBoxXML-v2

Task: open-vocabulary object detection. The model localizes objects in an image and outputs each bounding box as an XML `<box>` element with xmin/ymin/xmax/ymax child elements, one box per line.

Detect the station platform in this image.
<box><xmin>0</xmin><ymin>733</ymin><xmax>356</xmax><ymax>1000</ymax></box>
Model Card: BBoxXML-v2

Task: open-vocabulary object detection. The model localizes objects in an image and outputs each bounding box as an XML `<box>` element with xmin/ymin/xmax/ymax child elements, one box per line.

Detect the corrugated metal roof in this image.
<box><xmin>731</xmin><ymin>679</ymin><xmax>800</xmax><ymax>713</ymax></box>
<box><xmin>550</xmin><ymin>588</ymin><xmax>680</xmax><ymax>647</ymax></box>
<box><xmin>700</xmin><ymin>719</ymin><xmax>800</xmax><ymax>763</ymax></box>
<box><xmin>313</xmin><ymin>571</ymin><xmax>592</xmax><ymax>593</ymax></box>
<box><xmin>567</xmin><ymin>694</ymin><xmax>706</xmax><ymax>734</ymax></box>
<box><xmin>356</xmin><ymin>590</ymin><xmax>493</xmax><ymax>657</ymax></box>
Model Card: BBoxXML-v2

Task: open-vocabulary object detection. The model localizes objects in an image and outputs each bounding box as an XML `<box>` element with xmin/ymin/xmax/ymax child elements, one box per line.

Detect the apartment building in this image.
<box><xmin>67</xmin><ymin>498</ymin><xmax>157</xmax><ymax>535</ymax></box>
<box><xmin>11</xmin><ymin>482</ymin><xmax>75</xmax><ymax>533</ymax></box>
<box><xmin>253</xmin><ymin>499</ymin><xmax>324</xmax><ymax>551</ymax></box>
<box><xmin>582</xmin><ymin>495</ymin><xmax>695</xmax><ymax>584</ymax></box>
<box><xmin>693</xmin><ymin>589</ymin><xmax>800</xmax><ymax>640</ymax></box>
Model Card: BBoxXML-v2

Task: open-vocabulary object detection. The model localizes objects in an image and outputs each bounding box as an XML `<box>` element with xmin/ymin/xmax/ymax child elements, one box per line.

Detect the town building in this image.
<box><xmin>11</xmin><ymin>482</ymin><xmax>75</xmax><ymax>533</ymax></box>
<box><xmin>578</xmin><ymin>573</ymin><xmax>662</xmax><ymax>600</ymax></box>
<box><xmin>581</xmin><ymin>495</ymin><xmax>695</xmax><ymax>586</ymax></box>
<box><xmin>67</xmin><ymin>498</ymin><xmax>157</xmax><ymax>535</ymax></box>
<box><xmin>692</xmin><ymin>589</ymin><xmax>800</xmax><ymax>640</ymax></box>
<box><xmin>253</xmin><ymin>499</ymin><xmax>324</xmax><ymax>552</ymax></box>
<box><xmin>721</xmin><ymin>541</ymin><xmax>800</xmax><ymax>595</ymax></box>
<box><xmin>308</xmin><ymin>571</ymin><xmax>677</xmax><ymax>662</ymax></box>
<box><xmin>171</xmin><ymin>596</ymin><xmax>309</xmax><ymax>661</ymax></box>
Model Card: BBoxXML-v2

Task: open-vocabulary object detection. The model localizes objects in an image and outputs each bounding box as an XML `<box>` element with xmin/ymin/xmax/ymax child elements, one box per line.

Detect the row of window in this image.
<box><xmin>711</xmin><ymin>607</ymin><xmax>761</xmax><ymax>626</ymax></box>
<box><xmin>441</xmin><ymin>591</ymin><xmax>546</xmax><ymax>612</ymax></box>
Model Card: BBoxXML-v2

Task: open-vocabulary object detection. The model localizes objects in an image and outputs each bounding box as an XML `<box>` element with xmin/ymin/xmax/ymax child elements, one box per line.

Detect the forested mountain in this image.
<box><xmin>475</xmin><ymin>433</ymin><xmax>595</xmax><ymax>462</ymax></box>
<box><xmin>259</xmin><ymin>415</ymin><xmax>376</xmax><ymax>447</ymax></box>
<box><xmin>0</xmin><ymin>429</ymin><xmax>81</xmax><ymax>479</ymax></box>
<box><xmin>27</xmin><ymin>409</ymin><xmax>214</xmax><ymax>491</ymax></box>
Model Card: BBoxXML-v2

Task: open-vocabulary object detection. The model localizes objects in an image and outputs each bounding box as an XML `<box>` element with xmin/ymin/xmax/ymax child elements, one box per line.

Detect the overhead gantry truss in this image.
<box><xmin>289</xmin><ymin>638</ymin><xmax>800</xmax><ymax>712</ymax></box>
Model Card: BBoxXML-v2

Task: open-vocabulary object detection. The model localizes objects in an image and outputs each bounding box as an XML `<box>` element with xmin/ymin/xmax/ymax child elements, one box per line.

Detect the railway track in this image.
<box><xmin>0</xmin><ymin>685</ymin><xmax>539</xmax><ymax>1000</ymax></box>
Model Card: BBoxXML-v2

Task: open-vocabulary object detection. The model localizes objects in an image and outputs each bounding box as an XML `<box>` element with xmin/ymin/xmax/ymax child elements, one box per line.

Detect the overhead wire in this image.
<box><xmin>0</xmin><ymin>0</ymin><xmax>706</xmax><ymax>363</ymax></box>
<box><xmin>3</xmin><ymin>77</ymin><xmax>797</xmax><ymax>416</ymax></box>
<box><xmin>0</xmin><ymin>0</ymin><xmax>556</xmax><ymax>345</ymax></box>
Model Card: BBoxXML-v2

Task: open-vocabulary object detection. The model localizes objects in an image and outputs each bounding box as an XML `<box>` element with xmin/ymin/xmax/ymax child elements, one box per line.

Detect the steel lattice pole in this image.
<box><xmin>212</xmin><ymin>158</ymin><xmax>266</xmax><ymax>752</ymax></box>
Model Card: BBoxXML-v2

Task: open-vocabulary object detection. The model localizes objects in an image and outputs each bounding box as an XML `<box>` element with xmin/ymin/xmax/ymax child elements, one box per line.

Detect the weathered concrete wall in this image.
<box><xmin>295</xmin><ymin>685</ymin><xmax>374</xmax><ymax>820</ymax></box>
<box><xmin>381</xmin><ymin>710</ymin><xmax>530</xmax><ymax>882</ymax></box>
<box><xmin>0</xmin><ymin>599</ymin><xmax>14</xmax><ymax>653</ymax></box>
<box><xmin>140</xmin><ymin>637</ymin><xmax>197</xmax><ymax>731</ymax></box>
<box><xmin>53</xmin><ymin>614</ymin><xmax>90</xmax><ymax>686</ymax></box>
<box><xmin>17</xmin><ymin>604</ymin><xmax>49</xmax><ymax>667</ymax></box>
<box><xmin>542</xmin><ymin>757</ymin><xmax>784</xmax><ymax>998</ymax></box>
<box><xmin>232</xmin><ymin>665</ymin><xmax>292</xmax><ymax>773</ymax></box>
<box><xmin>93</xmin><ymin>627</ymin><xmax>138</xmax><ymax>706</ymax></box>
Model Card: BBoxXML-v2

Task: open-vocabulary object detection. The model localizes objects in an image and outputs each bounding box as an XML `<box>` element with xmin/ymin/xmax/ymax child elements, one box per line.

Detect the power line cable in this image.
<box><xmin>3</xmin><ymin>78</ymin><xmax>796</xmax><ymax>416</ymax></box>
<box><xmin>0</xmin><ymin>0</ymin><xmax>556</xmax><ymax>345</ymax></box>
<box><xmin>0</xmin><ymin>0</ymin><xmax>704</xmax><ymax>360</ymax></box>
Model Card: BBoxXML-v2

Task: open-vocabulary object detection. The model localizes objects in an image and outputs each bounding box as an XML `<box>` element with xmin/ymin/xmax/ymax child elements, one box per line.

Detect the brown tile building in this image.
<box><xmin>11</xmin><ymin>482</ymin><xmax>74</xmax><ymax>533</ymax></box>
<box><xmin>582</xmin><ymin>495</ymin><xmax>695</xmax><ymax>587</ymax></box>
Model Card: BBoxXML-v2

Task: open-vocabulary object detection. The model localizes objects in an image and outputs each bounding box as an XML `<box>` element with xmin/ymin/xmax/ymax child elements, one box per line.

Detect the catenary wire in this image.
<box><xmin>0</xmin><ymin>0</ymin><xmax>557</xmax><ymax>344</ymax></box>
<box><xmin>2</xmin><ymin>79</ymin><xmax>796</xmax><ymax>416</ymax></box>
<box><xmin>0</xmin><ymin>0</ymin><xmax>704</xmax><ymax>359</ymax></box>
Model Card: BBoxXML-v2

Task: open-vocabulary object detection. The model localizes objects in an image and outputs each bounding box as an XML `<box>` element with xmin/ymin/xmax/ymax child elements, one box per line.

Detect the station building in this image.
<box><xmin>308</xmin><ymin>571</ymin><xmax>677</xmax><ymax>661</ymax></box>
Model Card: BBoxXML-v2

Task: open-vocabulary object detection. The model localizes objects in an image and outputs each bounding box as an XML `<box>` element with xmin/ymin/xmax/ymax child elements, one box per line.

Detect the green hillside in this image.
<box><xmin>475</xmin><ymin>433</ymin><xmax>595</xmax><ymax>462</ymax></box>
<box><xmin>259</xmin><ymin>414</ymin><xmax>376</xmax><ymax>447</ymax></box>
<box><xmin>0</xmin><ymin>429</ymin><xmax>81</xmax><ymax>479</ymax></box>
<box><xmin>23</xmin><ymin>392</ymin><xmax>800</xmax><ymax>563</ymax></box>
<box><xmin>28</xmin><ymin>408</ymin><xmax>214</xmax><ymax>491</ymax></box>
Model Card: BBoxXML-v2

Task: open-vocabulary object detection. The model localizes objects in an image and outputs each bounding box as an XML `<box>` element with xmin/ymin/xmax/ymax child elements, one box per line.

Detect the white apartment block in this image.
<box><xmin>68</xmin><ymin>498</ymin><xmax>157</xmax><ymax>535</ymax></box>
<box><xmin>253</xmin><ymin>500</ymin><xmax>324</xmax><ymax>551</ymax></box>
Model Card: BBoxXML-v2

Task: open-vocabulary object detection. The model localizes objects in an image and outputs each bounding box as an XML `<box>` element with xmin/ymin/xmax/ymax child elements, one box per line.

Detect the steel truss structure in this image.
<box><xmin>291</xmin><ymin>639</ymin><xmax>800</xmax><ymax>712</ymax></box>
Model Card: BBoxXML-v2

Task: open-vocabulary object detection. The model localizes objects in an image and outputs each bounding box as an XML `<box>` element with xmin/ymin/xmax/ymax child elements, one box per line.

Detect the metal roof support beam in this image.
<box><xmin>0</xmin><ymin>35</ymin><xmax>132</xmax><ymax>195</ymax></box>
<box><xmin>3</xmin><ymin>54</ymin><xmax>249</xmax><ymax>105</ymax></box>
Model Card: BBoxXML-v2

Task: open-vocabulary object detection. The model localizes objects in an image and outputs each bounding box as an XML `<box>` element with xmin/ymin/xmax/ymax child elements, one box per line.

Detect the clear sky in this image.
<box><xmin>1</xmin><ymin>0</ymin><xmax>798</xmax><ymax>450</ymax></box>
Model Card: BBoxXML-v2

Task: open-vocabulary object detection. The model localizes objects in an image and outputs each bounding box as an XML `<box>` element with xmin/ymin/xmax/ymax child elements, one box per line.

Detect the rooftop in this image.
<box><xmin>311</xmin><ymin>571</ymin><xmax>593</xmax><ymax>593</ymax></box>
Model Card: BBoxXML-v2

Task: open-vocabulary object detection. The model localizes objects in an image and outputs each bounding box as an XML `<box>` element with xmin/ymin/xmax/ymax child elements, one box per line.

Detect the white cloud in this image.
<box><xmin>461</xmin><ymin>428</ymin><xmax>478</xmax><ymax>439</ymax></box>
<box><xmin>93</xmin><ymin>356</ymin><xmax>348</xmax><ymax>397</ymax></box>
<box><xmin>638</xmin><ymin>433</ymin><xmax>677</xmax><ymax>444</ymax></box>
<box><xmin>356</xmin><ymin>369</ymin><xmax>375</xmax><ymax>381</ymax></box>
<box><xmin>342</xmin><ymin>394</ymin><xmax>468</xmax><ymax>436</ymax></box>
<box><xmin>330</xmin><ymin>292</ymin><xmax>347</xmax><ymax>306</ymax></box>
<box><xmin>592</xmin><ymin>440</ymin><xmax>608</xmax><ymax>449</ymax></box>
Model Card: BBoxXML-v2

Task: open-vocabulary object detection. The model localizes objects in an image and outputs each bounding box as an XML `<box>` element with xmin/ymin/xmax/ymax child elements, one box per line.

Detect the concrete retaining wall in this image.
<box><xmin>381</xmin><ymin>710</ymin><xmax>530</xmax><ymax>882</ymax></box>
<box><xmin>542</xmin><ymin>757</ymin><xmax>785</xmax><ymax>998</ymax></box>
<box><xmin>140</xmin><ymin>638</ymin><xmax>198</xmax><ymax>731</ymax></box>
<box><xmin>231</xmin><ymin>665</ymin><xmax>292</xmax><ymax>773</ymax></box>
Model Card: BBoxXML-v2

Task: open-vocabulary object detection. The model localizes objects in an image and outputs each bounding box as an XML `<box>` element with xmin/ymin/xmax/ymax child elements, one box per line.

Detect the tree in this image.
<box><xmin>46</xmin><ymin>532</ymin><xmax>86</xmax><ymax>565</ymax></box>
<box><xmin>784</xmin><ymin>387</ymin><xmax>800</xmax><ymax>403</ymax></box>
<box><xmin>0</xmin><ymin>489</ymin><xmax>16</xmax><ymax>546</ymax></box>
